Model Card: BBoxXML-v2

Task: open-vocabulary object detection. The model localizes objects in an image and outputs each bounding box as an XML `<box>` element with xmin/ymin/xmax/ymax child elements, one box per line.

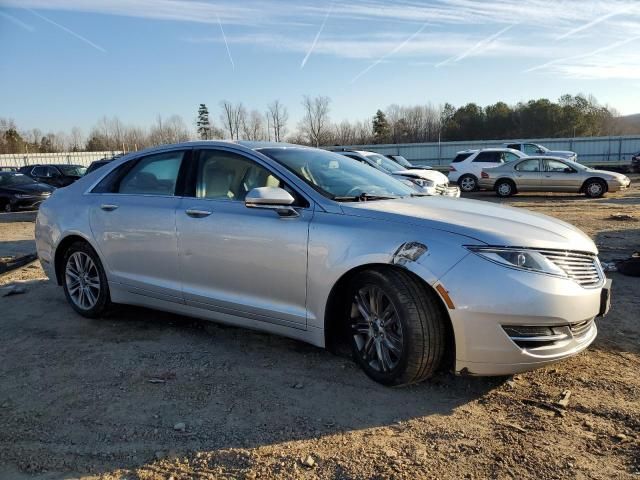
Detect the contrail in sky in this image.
<box><xmin>0</xmin><ymin>10</ymin><xmax>35</xmax><ymax>31</ymax></box>
<box><xmin>557</xmin><ymin>7</ymin><xmax>630</xmax><ymax>40</ymax></box>
<box><xmin>27</xmin><ymin>8</ymin><xmax>106</xmax><ymax>52</ymax></box>
<box><xmin>217</xmin><ymin>13</ymin><xmax>235</xmax><ymax>70</ymax></box>
<box><xmin>351</xmin><ymin>22</ymin><xmax>428</xmax><ymax>83</ymax></box>
<box><xmin>301</xmin><ymin>2</ymin><xmax>334</xmax><ymax>69</ymax></box>
<box><xmin>436</xmin><ymin>24</ymin><xmax>515</xmax><ymax>67</ymax></box>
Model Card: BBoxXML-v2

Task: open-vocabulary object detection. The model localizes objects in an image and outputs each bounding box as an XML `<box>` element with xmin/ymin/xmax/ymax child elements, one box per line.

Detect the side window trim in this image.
<box><xmin>90</xmin><ymin>148</ymin><xmax>191</xmax><ymax>196</ymax></box>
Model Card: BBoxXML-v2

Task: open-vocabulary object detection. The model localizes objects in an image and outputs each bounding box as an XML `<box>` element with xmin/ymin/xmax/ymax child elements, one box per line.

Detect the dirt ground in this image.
<box><xmin>0</xmin><ymin>179</ymin><xmax>638</xmax><ymax>480</ymax></box>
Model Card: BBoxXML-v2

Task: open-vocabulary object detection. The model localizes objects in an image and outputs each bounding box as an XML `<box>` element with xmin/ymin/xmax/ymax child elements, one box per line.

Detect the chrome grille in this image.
<box><xmin>539</xmin><ymin>250</ymin><xmax>603</xmax><ymax>288</ymax></box>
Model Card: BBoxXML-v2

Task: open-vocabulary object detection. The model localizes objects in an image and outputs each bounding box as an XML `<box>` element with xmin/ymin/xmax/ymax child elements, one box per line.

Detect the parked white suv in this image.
<box><xmin>448</xmin><ymin>148</ymin><xmax>528</xmax><ymax>192</ymax></box>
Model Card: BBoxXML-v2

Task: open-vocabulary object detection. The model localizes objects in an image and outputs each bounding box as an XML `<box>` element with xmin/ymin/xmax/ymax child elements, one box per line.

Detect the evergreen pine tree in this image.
<box><xmin>197</xmin><ymin>104</ymin><xmax>212</xmax><ymax>140</ymax></box>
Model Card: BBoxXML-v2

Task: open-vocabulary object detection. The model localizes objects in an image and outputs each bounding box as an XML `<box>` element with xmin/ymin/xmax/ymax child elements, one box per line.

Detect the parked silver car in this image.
<box><xmin>504</xmin><ymin>142</ymin><xmax>577</xmax><ymax>161</ymax></box>
<box><xmin>479</xmin><ymin>156</ymin><xmax>631</xmax><ymax>198</ymax></box>
<box><xmin>36</xmin><ymin>142</ymin><xmax>610</xmax><ymax>385</ymax></box>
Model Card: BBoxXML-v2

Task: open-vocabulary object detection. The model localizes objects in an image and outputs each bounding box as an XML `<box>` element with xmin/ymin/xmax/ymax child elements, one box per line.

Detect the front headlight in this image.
<box><xmin>466</xmin><ymin>246</ymin><xmax>567</xmax><ymax>277</ymax></box>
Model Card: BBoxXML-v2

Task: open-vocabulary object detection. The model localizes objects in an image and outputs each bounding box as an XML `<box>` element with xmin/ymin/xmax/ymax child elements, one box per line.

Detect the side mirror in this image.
<box><xmin>245</xmin><ymin>187</ymin><xmax>298</xmax><ymax>217</ymax></box>
<box><xmin>245</xmin><ymin>187</ymin><xmax>294</xmax><ymax>206</ymax></box>
<box><xmin>564</xmin><ymin>167</ymin><xmax>573</xmax><ymax>173</ymax></box>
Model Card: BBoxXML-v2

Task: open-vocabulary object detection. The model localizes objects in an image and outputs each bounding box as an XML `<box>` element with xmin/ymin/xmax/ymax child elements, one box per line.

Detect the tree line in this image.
<box><xmin>1</xmin><ymin>94</ymin><xmax>637</xmax><ymax>155</ymax></box>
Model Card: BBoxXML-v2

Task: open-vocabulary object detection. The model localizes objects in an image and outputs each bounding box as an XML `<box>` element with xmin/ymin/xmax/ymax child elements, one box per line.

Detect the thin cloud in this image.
<box><xmin>27</xmin><ymin>8</ymin><xmax>106</xmax><ymax>52</ymax></box>
<box><xmin>556</xmin><ymin>6</ymin><xmax>630</xmax><ymax>40</ymax></box>
<box><xmin>301</xmin><ymin>2</ymin><xmax>334</xmax><ymax>69</ymax></box>
<box><xmin>525</xmin><ymin>34</ymin><xmax>640</xmax><ymax>73</ymax></box>
<box><xmin>436</xmin><ymin>24</ymin><xmax>516</xmax><ymax>67</ymax></box>
<box><xmin>217</xmin><ymin>13</ymin><xmax>234</xmax><ymax>70</ymax></box>
<box><xmin>351</xmin><ymin>22</ymin><xmax>428</xmax><ymax>83</ymax></box>
<box><xmin>0</xmin><ymin>10</ymin><xmax>35</xmax><ymax>31</ymax></box>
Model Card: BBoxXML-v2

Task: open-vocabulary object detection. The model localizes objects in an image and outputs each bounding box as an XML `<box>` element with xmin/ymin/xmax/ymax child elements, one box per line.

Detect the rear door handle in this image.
<box><xmin>100</xmin><ymin>204</ymin><xmax>119</xmax><ymax>211</ymax></box>
<box><xmin>185</xmin><ymin>208</ymin><xmax>212</xmax><ymax>218</ymax></box>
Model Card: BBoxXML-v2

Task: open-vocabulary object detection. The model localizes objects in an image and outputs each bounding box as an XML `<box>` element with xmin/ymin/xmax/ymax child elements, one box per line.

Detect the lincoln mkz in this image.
<box><xmin>35</xmin><ymin>142</ymin><xmax>611</xmax><ymax>385</ymax></box>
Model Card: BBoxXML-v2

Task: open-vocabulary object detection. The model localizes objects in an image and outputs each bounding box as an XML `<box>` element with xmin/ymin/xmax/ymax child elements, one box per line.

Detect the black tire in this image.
<box><xmin>584</xmin><ymin>178</ymin><xmax>607</xmax><ymax>198</ymax></box>
<box><xmin>2</xmin><ymin>201</ymin><xmax>13</xmax><ymax>213</ymax></box>
<box><xmin>347</xmin><ymin>268</ymin><xmax>446</xmax><ymax>386</ymax></box>
<box><xmin>61</xmin><ymin>241</ymin><xmax>111</xmax><ymax>318</ymax></box>
<box><xmin>458</xmin><ymin>174</ymin><xmax>478</xmax><ymax>192</ymax></box>
<box><xmin>495</xmin><ymin>179</ymin><xmax>515</xmax><ymax>197</ymax></box>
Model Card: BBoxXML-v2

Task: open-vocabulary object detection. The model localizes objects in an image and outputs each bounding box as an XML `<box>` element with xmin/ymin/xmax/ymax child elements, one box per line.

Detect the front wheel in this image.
<box><xmin>348</xmin><ymin>268</ymin><xmax>447</xmax><ymax>386</ymax></box>
<box><xmin>584</xmin><ymin>179</ymin><xmax>606</xmax><ymax>198</ymax></box>
<box><xmin>62</xmin><ymin>241</ymin><xmax>110</xmax><ymax>318</ymax></box>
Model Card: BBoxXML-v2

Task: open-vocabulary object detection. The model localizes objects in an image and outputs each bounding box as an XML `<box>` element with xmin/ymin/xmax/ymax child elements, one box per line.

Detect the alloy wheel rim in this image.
<box><xmin>498</xmin><ymin>183</ymin><xmax>511</xmax><ymax>195</ymax></box>
<box><xmin>588</xmin><ymin>183</ymin><xmax>602</xmax><ymax>196</ymax></box>
<box><xmin>65</xmin><ymin>252</ymin><xmax>100</xmax><ymax>310</ymax></box>
<box><xmin>461</xmin><ymin>177</ymin><xmax>475</xmax><ymax>191</ymax></box>
<box><xmin>351</xmin><ymin>285</ymin><xmax>404</xmax><ymax>373</ymax></box>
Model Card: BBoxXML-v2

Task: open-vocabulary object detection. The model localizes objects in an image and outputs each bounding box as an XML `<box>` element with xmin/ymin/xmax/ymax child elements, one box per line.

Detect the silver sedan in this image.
<box><xmin>36</xmin><ymin>142</ymin><xmax>610</xmax><ymax>385</ymax></box>
<box><xmin>479</xmin><ymin>156</ymin><xmax>631</xmax><ymax>198</ymax></box>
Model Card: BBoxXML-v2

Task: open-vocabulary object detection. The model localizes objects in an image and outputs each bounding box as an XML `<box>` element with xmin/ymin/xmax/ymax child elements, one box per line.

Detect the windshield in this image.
<box><xmin>364</xmin><ymin>153</ymin><xmax>406</xmax><ymax>173</ymax></box>
<box><xmin>535</xmin><ymin>144</ymin><xmax>549</xmax><ymax>153</ymax></box>
<box><xmin>58</xmin><ymin>165</ymin><xmax>87</xmax><ymax>176</ymax></box>
<box><xmin>392</xmin><ymin>155</ymin><xmax>412</xmax><ymax>167</ymax></box>
<box><xmin>0</xmin><ymin>173</ymin><xmax>37</xmax><ymax>186</ymax></box>
<box><xmin>259</xmin><ymin>148</ymin><xmax>414</xmax><ymax>200</ymax></box>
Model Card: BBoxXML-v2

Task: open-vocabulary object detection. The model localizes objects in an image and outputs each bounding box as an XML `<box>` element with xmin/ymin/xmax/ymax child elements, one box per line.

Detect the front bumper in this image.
<box><xmin>437</xmin><ymin>252</ymin><xmax>605</xmax><ymax>376</ymax></box>
<box><xmin>10</xmin><ymin>196</ymin><xmax>49</xmax><ymax>211</ymax></box>
<box><xmin>431</xmin><ymin>184</ymin><xmax>461</xmax><ymax>197</ymax></box>
<box><xmin>607</xmin><ymin>178</ymin><xmax>631</xmax><ymax>192</ymax></box>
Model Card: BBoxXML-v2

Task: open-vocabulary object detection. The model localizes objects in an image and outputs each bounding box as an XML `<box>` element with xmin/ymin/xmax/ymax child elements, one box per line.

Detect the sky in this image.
<box><xmin>1</xmin><ymin>0</ymin><xmax>640</xmax><ymax>135</ymax></box>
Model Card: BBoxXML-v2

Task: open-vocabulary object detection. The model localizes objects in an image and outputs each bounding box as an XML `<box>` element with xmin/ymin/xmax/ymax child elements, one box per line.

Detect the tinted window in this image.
<box><xmin>118</xmin><ymin>151</ymin><xmax>184</xmax><ymax>195</ymax></box>
<box><xmin>32</xmin><ymin>166</ymin><xmax>47</xmax><ymax>176</ymax></box>
<box><xmin>452</xmin><ymin>153</ymin><xmax>473</xmax><ymax>163</ymax></box>
<box><xmin>506</xmin><ymin>144</ymin><xmax>520</xmax><ymax>151</ymax></box>
<box><xmin>196</xmin><ymin>150</ymin><xmax>283</xmax><ymax>201</ymax></box>
<box><xmin>524</xmin><ymin>144</ymin><xmax>543</xmax><ymax>155</ymax></box>
<box><xmin>544</xmin><ymin>159</ymin><xmax>572</xmax><ymax>172</ymax></box>
<box><xmin>515</xmin><ymin>159</ymin><xmax>541</xmax><ymax>172</ymax></box>
<box><xmin>473</xmin><ymin>151</ymin><xmax>502</xmax><ymax>163</ymax></box>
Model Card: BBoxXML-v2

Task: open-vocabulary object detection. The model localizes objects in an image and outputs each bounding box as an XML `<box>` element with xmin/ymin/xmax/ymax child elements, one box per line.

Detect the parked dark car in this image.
<box><xmin>632</xmin><ymin>151</ymin><xmax>640</xmax><ymax>173</ymax></box>
<box><xmin>19</xmin><ymin>164</ymin><xmax>86</xmax><ymax>187</ymax></box>
<box><xmin>0</xmin><ymin>172</ymin><xmax>55</xmax><ymax>212</ymax></box>
<box><xmin>85</xmin><ymin>157</ymin><xmax>116</xmax><ymax>175</ymax></box>
<box><xmin>0</xmin><ymin>166</ymin><xmax>18</xmax><ymax>172</ymax></box>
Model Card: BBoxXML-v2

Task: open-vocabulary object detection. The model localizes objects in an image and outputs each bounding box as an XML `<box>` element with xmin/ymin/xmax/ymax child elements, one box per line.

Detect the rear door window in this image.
<box><xmin>515</xmin><ymin>159</ymin><xmax>541</xmax><ymax>172</ymax></box>
<box><xmin>452</xmin><ymin>153</ymin><xmax>472</xmax><ymax>163</ymax></box>
<box><xmin>473</xmin><ymin>152</ymin><xmax>501</xmax><ymax>163</ymax></box>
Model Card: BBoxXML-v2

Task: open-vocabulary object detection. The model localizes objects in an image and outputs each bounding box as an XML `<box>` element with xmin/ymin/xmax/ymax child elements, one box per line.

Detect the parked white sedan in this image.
<box><xmin>448</xmin><ymin>148</ymin><xmax>527</xmax><ymax>192</ymax></box>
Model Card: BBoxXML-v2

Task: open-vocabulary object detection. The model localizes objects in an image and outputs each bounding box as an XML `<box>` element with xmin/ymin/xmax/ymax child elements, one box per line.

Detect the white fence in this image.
<box><xmin>0</xmin><ymin>151</ymin><xmax>123</xmax><ymax>168</ymax></box>
<box><xmin>334</xmin><ymin>135</ymin><xmax>640</xmax><ymax>168</ymax></box>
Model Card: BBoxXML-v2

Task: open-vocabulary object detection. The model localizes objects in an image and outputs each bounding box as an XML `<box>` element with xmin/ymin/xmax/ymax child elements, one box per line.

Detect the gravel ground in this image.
<box><xmin>0</xmin><ymin>179</ymin><xmax>638</xmax><ymax>480</ymax></box>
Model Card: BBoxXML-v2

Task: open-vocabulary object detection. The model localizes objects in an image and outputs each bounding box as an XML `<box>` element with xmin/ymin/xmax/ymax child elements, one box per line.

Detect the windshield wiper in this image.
<box><xmin>409</xmin><ymin>192</ymin><xmax>432</xmax><ymax>197</ymax></box>
<box><xmin>333</xmin><ymin>193</ymin><xmax>400</xmax><ymax>202</ymax></box>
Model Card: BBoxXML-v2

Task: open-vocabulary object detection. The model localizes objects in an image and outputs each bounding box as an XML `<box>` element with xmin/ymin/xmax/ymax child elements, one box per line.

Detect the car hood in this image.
<box><xmin>392</xmin><ymin>169</ymin><xmax>449</xmax><ymax>184</ymax></box>
<box><xmin>341</xmin><ymin>196</ymin><xmax>596</xmax><ymax>253</ymax></box>
<box><xmin>586</xmin><ymin>169</ymin><xmax>629</xmax><ymax>182</ymax></box>
<box><xmin>547</xmin><ymin>150</ymin><xmax>575</xmax><ymax>158</ymax></box>
<box><xmin>2</xmin><ymin>182</ymin><xmax>55</xmax><ymax>194</ymax></box>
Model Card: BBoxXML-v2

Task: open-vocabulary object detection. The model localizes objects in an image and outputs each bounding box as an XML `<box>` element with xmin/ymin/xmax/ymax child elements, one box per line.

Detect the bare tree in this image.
<box><xmin>267</xmin><ymin>100</ymin><xmax>289</xmax><ymax>142</ymax></box>
<box><xmin>242</xmin><ymin>110</ymin><xmax>266</xmax><ymax>141</ymax></box>
<box><xmin>219</xmin><ymin>101</ymin><xmax>246</xmax><ymax>140</ymax></box>
<box><xmin>69</xmin><ymin>127</ymin><xmax>84</xmax><ymax>151</ymax></box>
<box><xmin>299</xmin><ymin>95</ymin><xmax>331</xmax><ymax>147</ymax></box>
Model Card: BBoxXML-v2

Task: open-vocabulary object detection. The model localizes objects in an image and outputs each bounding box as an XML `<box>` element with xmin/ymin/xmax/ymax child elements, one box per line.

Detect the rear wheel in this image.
<box><xmin>495</xmin><ymin>179</ymin><xmax>515</xmax><ymax>197</ymax></box>
<box><xmin>62</xmin><ymin>241</ymin><xmax>110</xmax><ymax>318</ymax></box>
<box><xmin>458</xmin><ymin>174</ymin><xmax>478</xmax><ymax>192</ymax></box>
<box><xmin>348</xmin><ymin>268</ymin><xmax>446</xmax><ymax>386</ymax></box>
<box><xmin>2</xmin><ymin>201</ymin><xmax>13</xmax><ymax>212</ymax></box>
<box><xmin>584</xmin><ymin>179</ymin><xmax>606</xmax><ymax>198</ymax></box>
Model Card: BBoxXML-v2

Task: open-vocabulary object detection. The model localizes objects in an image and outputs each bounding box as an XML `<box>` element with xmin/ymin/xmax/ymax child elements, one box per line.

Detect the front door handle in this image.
<box><xmin>185</xmin><ymin>208</ymin><xmax>212</xmax><ymax>218</ymax></box>
<box><xmin>100</xmin><ymin>204</ymin><xmax>119</xmax><ymax>211</ymax></box>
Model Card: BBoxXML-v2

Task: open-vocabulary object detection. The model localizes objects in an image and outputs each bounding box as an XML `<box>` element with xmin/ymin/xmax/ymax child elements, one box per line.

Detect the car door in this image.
<box><xmin>30</xmin><ymin>166</ymin><xmax>50</xmax><ymax>185</ymax></box>
<box><xmin>176</xmin><ymin>147</ymin><xmax>312</xmax><ymax>328</ymax></box>
<box><xmin>88</xmin><ymin>148</ymin><xmax>189</xmax><ymax>301</ymax></box>
<box><xmin>512</xmin><ymin>158</ymin><xmax>542</xmax><ymax>191</ymax></box>
<box><xmin>542</xmin><ymin>159</ymin><xmax>581</xmax><ymax>192</ymax></box>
